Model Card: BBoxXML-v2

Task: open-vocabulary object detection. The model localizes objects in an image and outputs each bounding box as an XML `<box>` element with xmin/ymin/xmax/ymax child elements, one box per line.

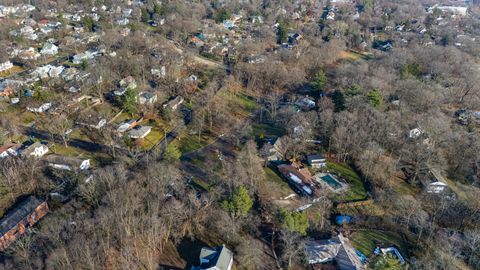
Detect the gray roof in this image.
<box><xmin>305</xmin><ymin>238</ymin><xmax>341</xmax><ymax>264</ymax></box>
<box><xmin>199</xmin><ymin>245</ymin><xmax>233</xmax><ymax>270</ymax></box>
<box><xmin>307</xmin><ymin>154</ymin><xmax>325</xmax><ymax>162</ymax></box>
<box><xmin>22</xmin><ymin>142</ymin><xmax>47</xmax><ymax>156</ymax></box>
<box><xmin>305</xmin><ymin>235</ymin><xmax>364</xmax><ymax>270</ymax></box>
<box><xmin>0</xmin><ymin>196</ymin><xmax>45</xmax><ymax>236</ymax></box>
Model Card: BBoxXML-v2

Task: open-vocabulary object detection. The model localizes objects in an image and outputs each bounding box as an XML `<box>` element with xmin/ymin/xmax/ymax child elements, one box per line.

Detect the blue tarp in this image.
<box><xmin>355</xmin><ymin>249</ymin><xmax>368</xmax><ymax>264</ymax></box>
<box><xmin>335</xmin><ymin>215</ymin><xmax>353</xmax><ymax>225</ymax></box>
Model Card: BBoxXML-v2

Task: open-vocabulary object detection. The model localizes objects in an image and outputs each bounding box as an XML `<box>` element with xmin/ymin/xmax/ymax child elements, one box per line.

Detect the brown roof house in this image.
<box><xmin>0</xmin><ymin>196</ymin><xmax>48</xmax><ymax>251</ymax></box>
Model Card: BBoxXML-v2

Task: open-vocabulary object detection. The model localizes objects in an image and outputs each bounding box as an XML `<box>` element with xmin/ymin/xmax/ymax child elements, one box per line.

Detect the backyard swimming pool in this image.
<box><xmin>320</xmin><ymin>174</ymin><xmax>343</xmax><ymax>190</ymax></box>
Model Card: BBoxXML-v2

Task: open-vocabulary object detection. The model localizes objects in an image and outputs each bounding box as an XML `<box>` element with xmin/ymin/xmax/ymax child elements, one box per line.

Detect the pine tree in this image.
<box><xmin>221</xmin><ymin>186</ymin><xmax>253</xmax><ymax>220</ymax></box>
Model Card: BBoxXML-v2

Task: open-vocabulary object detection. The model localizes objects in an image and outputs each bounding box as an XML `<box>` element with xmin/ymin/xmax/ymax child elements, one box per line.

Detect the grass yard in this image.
<box><xmin>392</xmin><ymin>177</ymin><xmax>419</xmax><ymax>196</ymax></box>
<box><xmin>261</xmin><ymin>167</ymin><xmax>293</xmax><ymax>198</ymax></box>
<box><xmin>177</xmin><ymin>132</ymin><xmax>215</xmax><ymax>154</ymax></box>
<box><xmin>140</xmin><ymin>129</ymin><xmax>165</xmax><ymax>151</ymax></box>
<box><xmin>339</xmin><ymin>50</ymin><xmax>373</xmax><ymax>61</ymax></box>
<box><xmin>327</xmin><ymin>162</ymin><xmax>367</xmax><ymax>202</ymax></box>
<box><xmin>338</xmin><ymin>203</ymin><xmax>385</xmax><ymax>217</ymax></box>
<box><xmin>0</xmin><ymin>65</ymin><xmax>24</xmax><ymax>78</ymax></box>
<box><xmin>351</xmin><ymin>230</ymin><xmax>408</xmax><ymax>257</ymax></box>
<box><xmin>51</xmin><ymin>144</ymin><xmax>112</xmax><ymax>167</ymax></box>
<box><xmin>252</xmin><ymin>123</ymin><xmax>286</xmax><ymax>139</ymax></box>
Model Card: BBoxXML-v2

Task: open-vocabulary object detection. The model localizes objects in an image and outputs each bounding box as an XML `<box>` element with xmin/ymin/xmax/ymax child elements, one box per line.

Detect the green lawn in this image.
<box><xmin>237</xmin><ymin>93</ymin><xmax>258</xmax><ymax>112</ymax></box>
<box><xmin>263</xmin><ymin>167</ymin><xmax>292</xmax><ymax>197</ymax></box>
<box><xmin>51</xmin><ymin>144</ymin><xmax>112</xmax><ymax>167</ymax></box>
<box><xmin>252</xmin><ymin>123</ymin><xmax>286</xmax><ymax>139</ymax></box>
<box><xmin>393</xmin><ymin>178</ymin><xmax>419</xmax><ymax>196</ymax></box>
<box><xmin>327</xmin><ymin>162</ymin><xmax>367</xmax><ymax>202</ymax></box>
<box><xmin>351</xmin><ymin>230</ymin><xmax>408</xmax><ymax>257</ymax></box>
<box><xmin>177</xmin><ymin>133</ymin><xmax>214</xmax><ymax>154</ymax></box>
<box><xmin>141</xmin><ymin>129</ymin><xmax>165</xmax><ymax>151</ymax></box>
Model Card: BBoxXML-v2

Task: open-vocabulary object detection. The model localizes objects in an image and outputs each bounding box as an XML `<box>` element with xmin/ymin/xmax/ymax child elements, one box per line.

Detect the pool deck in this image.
<box><xmin>314</xmin><ymin>173</ymin><xmax>349</xmax><ymax>192</ymax></box>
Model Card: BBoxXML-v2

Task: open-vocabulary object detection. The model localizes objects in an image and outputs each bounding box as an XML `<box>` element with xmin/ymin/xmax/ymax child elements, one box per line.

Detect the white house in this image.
<box><xmin>27</xmin><ymin>102</ymin><xmax>52</xmax><ymax>113</ymax></box>
<box><xmin>22</xmin><ymin>142</ymin><xmax>49</xmax><ymax>158</ymax></box>
<box><xmin>425</xmin><ymin>169</ymin><xmax>449</xmax><ymax>194</ymax></box>
<box><xmin>307</xmin><ymin>154</ymin><xmax>327</xmax><ymax>169</ymax></box>
<box><xmin>72</xmin><ymin>50</ymin><xmax>98</xmax><ymax>64</ymax></box>
<box><xmin>162</xmin><ymin>96</ymin><xmax>184</xmax><ymax>111</ymax></box>
<box><xmin>0</xmin><ymin>144</ymin><xmax>20</xmax><ymax>158</ymax></box>
<box><xmin>45</xmin><ymin>154</ymin><xmax>91</xmax><ymax>171</ymax></box>
<box><xmin>137</xmin><ymin>92</ymin><xmax>157</xmax><ymax>104</ymax></box>
<box><xmin>0</xmin><ymin>61</ymin><xmax>13</xmax><ymax>73</ymax></box>
<box><xmin>40</xmin><ymin>43</ymin><xmax>58</xmax><ymax>55</ymax></box>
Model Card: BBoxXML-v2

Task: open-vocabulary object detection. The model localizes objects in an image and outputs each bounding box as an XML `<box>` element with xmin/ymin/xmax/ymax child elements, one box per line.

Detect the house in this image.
<box><xmin>278</xmin><ymin>163</ymin><xmax>316</xmax><ymax>196</ymax></box>
<box><xmin>192</xmin><ymin>245</ymin><xmax>234</xmax><ymax>270</ymax></box>
<box><xmin>295</xmin><ymin>97</ymin><xmax>316</xmax><ymax>110</ymax></box>
<box><xmin>408</xmin><ymin>127</ymin><xmax>423</xmax><ymax>139</ymax></box>
<box><xmin>12</xmin><ymin>47</ymin><xmax>39</xmax><ymax>60</ymax></box>
<box><xmin>116</xmin><ymin>17</ymin><xmax>129</xmax><ymax>25</ymax></box>
<box><xmin>163</xmin><ymin>96</ymin><xmax>184</xmax><ymax>111</ymax></box>
<box><xmin>0</xmin><ymin>83</ymin><xmax>14</xmax><ymax>97</ymax></box>
<box><xmin>0</xmin><ymin>143</ymin><xmax>20</xmax><ymax>158</ymax></box>
<box><xmin>27</xmin><ymin>102</ymin><xmax>52</xmax><ymax>113</ymax></box>
<box><xmin>76</xmin><ymin>117</ymin><xmax>106</xmax><ymax>130</ymax></box>
<box><xmin>72</xmin><ymin>50</ymin><xmax>98</xmax><ymax>64</ymax></box>
<box><xmin>128</xmin><ymin>126</ymin><xmax>152</xmax><ymax>139</ymax></box>
<box><xmin>260</xmin><ymin>138</ymin><xmax>284</xmax><ymax>162</ymax></box>
<box><xmin>0</xmin><ymin>61</ymin><xmax>13</xmax><ymax>73</ymax></box>
<box><xmin>119</xmin><ymin>76</ymin><xmax>137</xmax><ymax>90</ymax></box>
<box><xmin>425</xmin><ymin>169</ymin><xmax>448</xmax><ymax>194</ymax></box>
<box><xmin>0</xmin><ymin>196</ymin><xmax>48</xmax><ymax>251</ymax></box>
<box><xmin>307</xmin><ymin>154</ymin><xmax>327</xmax><ymax>169</ymax></box>
<box><xmin>44</xmin><ymin>154</ymin><xmax>90</xmax><ymax>171</ymax></box>
<box><xmin>137</xmin><ymin>92</ymin><xmax>157</xmax><ymax>104</ymax></box>
<box><xmin>305</xmin><ymin>234</ymin><xmax>364</xmax><ymax>270</ymax></box>
<box><xmin>22</xmin><ymin>142</ymin><xmax>49</xmax><ymax>158</ymax></box>
<box><xmin>117</xmin><ymin>119</ymin><xmax>139</xmax><ymax>133</ymax></box>
<box><xmin>151</xmin><ymin>66</ymin><xmax>166</xmax><ymax>78</ymax></box>
<box><xmin>40</xmin><ymin>43</ymin><xmax>58</xmax><ymax>55</ymax></box>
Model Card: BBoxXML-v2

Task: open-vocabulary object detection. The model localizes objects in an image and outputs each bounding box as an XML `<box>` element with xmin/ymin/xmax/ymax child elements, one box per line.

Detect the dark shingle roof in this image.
<box><xmin>0</xmin><ymin>196</ymin><xmax>44</xmax><ymax>236</ymax></box>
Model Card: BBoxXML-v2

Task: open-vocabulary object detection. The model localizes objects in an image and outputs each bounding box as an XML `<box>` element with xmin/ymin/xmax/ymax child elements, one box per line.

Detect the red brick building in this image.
<box><xmin>0</xmin><ymin>196</ymin><xmax>48</xmax><ymax>251</ymax></box>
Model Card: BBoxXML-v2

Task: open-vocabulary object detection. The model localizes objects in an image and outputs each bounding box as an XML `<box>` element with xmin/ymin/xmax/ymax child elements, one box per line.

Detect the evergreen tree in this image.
<box><xmin>221</xmin><ymin>186</ymin><xmax>253</xmax><ymax>219</ymax></box>
<box><xmin>332</xmin><ymin>90</ymin><xmax>346</xmax><ymax>112</ymax></box>
<box><xmin>367</xmin><ymin>88</ymin><xmax>384</xmax><ymax>107</ymax></box>
<box><xmin>121</xmin><ymin>88</ymin><xmax>138</xmax><ymax>116</ymax></box>
<box><xmin>314</xmin><ymin>69</ymin><xmax>327</xmax><ymax>94</ymax></box>
<box><xmin>279</xmin><ymin>209</ymin><xmax>309</xmax><ymax>235</ymax></box>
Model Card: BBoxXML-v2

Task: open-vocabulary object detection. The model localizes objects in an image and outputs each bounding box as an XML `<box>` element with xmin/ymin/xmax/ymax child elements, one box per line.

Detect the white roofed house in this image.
<box><xmin>27</xmin><ymin>102</ymin><xmax>52</xmax><ymax>113</ymax></box>
<box><xmin>40</xmin><ymin>43</ymin><xmax>58</xmax><ymax>56</ymax></box>
<box><xmin>424</xmin><ymin>168</ymin><xmax>449</xmax><ymax>194</ymax></box>
<box><xmin>72</xmin><ymin>50</ymin><xmax>98</xmax><ymax>64</ymax></box>
<box><xmin>128</xmin><ymin>126</ymin><xmax>152</xmax><ymax>139</ymax></box>
<box><xmin>44</xmin><ymin>154</ymin><xmax>90</xmax><ymax>171</ymax></box>
<box><xmin>22</xmin><ymin>142</ymin><xmax>49</xmax><ymax>158</ymax></box>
